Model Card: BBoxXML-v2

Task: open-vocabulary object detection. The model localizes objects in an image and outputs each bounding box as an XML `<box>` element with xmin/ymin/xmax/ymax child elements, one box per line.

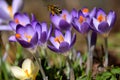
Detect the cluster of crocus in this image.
<box><xmin>9</xmin><ymin>13</ymin><xmax>52</xmax><ymax>48</ymax></box>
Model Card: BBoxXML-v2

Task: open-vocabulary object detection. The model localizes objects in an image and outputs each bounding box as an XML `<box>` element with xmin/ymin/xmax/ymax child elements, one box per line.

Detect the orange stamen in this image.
<box><xmin>82</xmin><ymin>8</ymin><xmax>89</xmax><ymax>13</ymax></box>
<box><xmin>97</xmin><ymin>14</ymin><xmax>106</xmax><ymax>22</ymax></box>
<box><xmin>78</xmin><ymin>16</ymin><xmax>85</xmax><ymax>23</ymax></box>
<box><xmin>15</xmin><ymin>34</ymin><xmax>21</xmax><ymax>38</ymax></box>
<box><xmin>7</xmin><ymin>6</ymin><xmax>13</xmax><ymax>18</ymax></box>
<box><xmin>54</xmin><ymin>35</ymin><xmax>64</xmax><ymax>44</ymax></box>
<box><xmin>24</xmin><ymin>33</ymin><xmax>32</xmax><ymax>42</ymax></box>
<box><xmin>62</xmin><ymin>14</ymin><xmax>67</xmax><ymax>20</ymax></box>
<box><xmin>24</xmin><ymin>69</ymin><xmax>30</xmax><ymax>77</ymax></box>
<box><xmin>14</xmin><ymin>19</ymin><xmax>19</xmax><ymax>24</ymax></box>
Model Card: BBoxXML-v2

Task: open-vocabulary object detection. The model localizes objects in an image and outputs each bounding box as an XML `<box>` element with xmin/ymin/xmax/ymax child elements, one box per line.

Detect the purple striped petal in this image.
<box><xmin>55</xmin><ymin>29</ymin><xmax>63</xmax><ymax>37</ymax></box>
<box><xmin>41</xmin><ymin>22</ymin><xmax>47</xmax><ymax>32</ymax></box>
<box><xmin>47</xmin><ymin>45</ymin><xmax>59</xmax><ymax>53</ymax></box>
<box><xmin>70</xmin><ymin>33</ymin><xmax>76</xmax><ymax>47</ymax></box>
<box><xmin>49</xmin><ymin>37</ymin><xmax>59</xmax><ymax>49</ymax></box>
<box><xmin>64</xmin><ymin>30</ymin><xmax>71</xmax><ymax>44</ymax></box>
<box><xmin>59</xmin><ymin>42</ymin><xmax>70</xmax><ymax>53</ymax></box>
<box><xmin>96</xmin><ymin>8</ymin><xmax>106</xmax><ymax>18</ymax></box>
<box><xmin>107</xmin><ymin>11</ymin><xmax>116</xmax><ymax>27</ymax></box>
<box><xmin>12</xmin><ymin>0</ymin><xmax>24</xmax><ymax>14</ymax></box>
<box><xmin>59</xmin><ymin>20</ymin><xmax>71</xmax><ymax>30</ymax></box>
<box><xmin>30</xmin><ymin>32</ymin><xmax>38</xmax><ymax>46</ymax></box>
<box><xmin>9</xmin><ymin>35</ymin><xmax>17</xmax><ymax>42</ymax></box>
<box><xmin>9</xmin><ymin>21</ymin><xmax>17</xmax><ymax>30</ymax></box>
<box><xmin>47</xmin><ymin>24</ymin><xmax>52</xmax><ymax>40</ymax></box>
<box><xmin>40</xmin><ymin>32</ymin><xmax>47</xmax><ymax>43</ymax></box>
<box><xmin>0</xmin><ymin>8</ymin><xmax>11</xmax><ymax>20</ymax></box>
<box><xmin>98</xmin><ymin>21</ymin><xmax>109</xmax><ymax>33</ymax></box>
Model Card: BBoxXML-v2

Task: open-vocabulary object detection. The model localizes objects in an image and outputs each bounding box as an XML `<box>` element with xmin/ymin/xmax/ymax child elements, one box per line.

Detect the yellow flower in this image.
<box><xmin>11</xmin><ymin>58</ymin><xmax>39</xmax><ymax>80</ymax></box>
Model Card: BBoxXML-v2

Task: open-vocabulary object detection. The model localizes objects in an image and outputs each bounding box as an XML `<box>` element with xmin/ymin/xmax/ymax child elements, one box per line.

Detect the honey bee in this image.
<box><xmin>48</xmin><ymin>5</ymin><xmax>62</xmax><ymax>16</ymax></box>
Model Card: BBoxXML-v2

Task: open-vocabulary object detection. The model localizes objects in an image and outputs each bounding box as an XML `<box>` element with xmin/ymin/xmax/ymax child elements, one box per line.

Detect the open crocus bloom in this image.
<box><xmin>11</xmin><ymin>58</ymin><xmax>39</xmax><ymax>80</ymax></box>
<box><xmin>50</xmin><ymin>9</ymin><xmax>72</xmax><ymax>30</ymax></box>
<box><xmin>72</xmin><ymin>7</ymin><xmax>97</xmax><ymax>34</ymax></box>
<box><xmin>48</xmin><ymin>29</ymin><xmax>76</xmax><ymax>53</ymax></box>
<box><xmin>9</xmin><ymin>13</ymin><xmax>33</xmax><ymax>31</ymax></box>
<box><xmin>9</xmin><ymin>24</ymin><xmax>38</xmax><ymax>48</ymax></box>
<box><xmin>0</xmin><ymin>0</ymin><xmax>23</xmax><ymax>23</ymax></box>
<box><xmin>92</xmin><ymin>8</ymin><xmax>116</xmax><ymax>36</ymax></box>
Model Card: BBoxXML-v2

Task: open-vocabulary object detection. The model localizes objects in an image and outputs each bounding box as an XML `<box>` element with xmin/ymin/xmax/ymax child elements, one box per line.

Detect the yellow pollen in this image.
<box><xmin>24</xmin><ymin>33</ymin><xmax>32</xmax><ymax>42</ymax></box>
<box><xmin>62</xmin><ymin>14</ymin><xmax>67</xmax><ymax>20</ymax></box>
<box><xmin>15</xmin><ymin>33</ymin><xmax>21</xmax><ymax>39</ymax></box>
<box><xmin>24</xmin><ymin>69</ymin><xmax>30</xmax><ymax>77</ymax></box>
<box><xmin>97</xmin><ymin>14</ymin><xmax>106</xmax><ymax>22</ymax></box>
<box><xmin>7</xmin><ymin>6</ymin><xmax>13</xmax><ymax>18</ymax></box>
<box><xmin>54</xmin><ymin>35</ymin><xmax>64</xmax><ymax>44</ymax></box>
<box><xmin>82</xmin><ymin>8</ymin><xmax>89</xmax><ymax>13</ymax></box>
<box><xmin>78</xmin><ymin>16</ymin><xmax>85</xmax><ymax>23</ymax></box>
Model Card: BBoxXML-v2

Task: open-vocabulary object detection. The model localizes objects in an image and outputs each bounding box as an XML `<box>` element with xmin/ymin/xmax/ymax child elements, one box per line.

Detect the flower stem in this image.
<box><xmin>104</xmin><ymin>37</ymin><xmax>108</xmax><ymax>67</ymax></box>
<box><xmin>29</xmin><ymin>48</ymin><xmax>48</xmax><ymax>80</ymax></box>
<box><xmin>86</xmin><ymin>32</ymin><xmax>93</xmax><ymax>75</ymax></box>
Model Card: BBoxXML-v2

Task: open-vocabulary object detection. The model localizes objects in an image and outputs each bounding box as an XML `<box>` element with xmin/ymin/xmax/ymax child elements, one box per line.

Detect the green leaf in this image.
<box><xmin>101</xmin><ymin>72</ymin><xmax>112</xmax><ymax>80</ymax></box>
<box><xmin>110</xmin><ymin>76</ymin><xmax>117</xmax><ymax>80</ymax></box>
<box><xmin>111</xmin><ymin>67</ymin><xmax>120</xmax><ymax>74</ymax></box>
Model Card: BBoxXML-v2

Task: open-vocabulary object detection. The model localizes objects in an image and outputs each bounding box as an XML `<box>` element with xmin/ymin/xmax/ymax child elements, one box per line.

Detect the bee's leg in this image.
<box><xmin>51</xmin><ymin>11</ymin><xmax>55</xmax><ymax>16</ymax></box>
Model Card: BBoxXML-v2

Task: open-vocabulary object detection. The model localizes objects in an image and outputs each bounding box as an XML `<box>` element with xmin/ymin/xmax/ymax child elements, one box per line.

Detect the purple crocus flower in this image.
<box><xmin>48</xmin><ymin>29</ymin><xmax>76</xmax><ymax>53</ymax></box>
<box><xmin>9</xmin><ymin>13</ymin><xmax>35</xmax><ymax>31</ymax></box>
<box><xmin>38</xmin><ymin>22</ymin><xmax>52</xmax><ymax>46</ymax></box>
<box><xmin>9</xmin><ymin>24</ymin><xmax>39</xmax><ymax>48</ymax></box>
<box><xmin>72</xmin><ymin>7</ymin><xmax>96</xmax><ymax>34</ymax></box>
<box><xmin>50</xmin><ymin>9</ymin><xmax>72</xmax><ymax>30</ymax></box>
<box><xmin>0</xmin><ymin>0</ymin><xmax>23</xmax><ymax>23</ymax></box>
<box><xmin>91</xmin><ymin>8</ymin><xmax>116</xmax><ymax>37</ymax></box>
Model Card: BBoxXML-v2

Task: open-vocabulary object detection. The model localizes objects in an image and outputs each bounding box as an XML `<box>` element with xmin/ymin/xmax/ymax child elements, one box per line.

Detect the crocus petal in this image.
<box><xmin>0</xmin><ymin>8</ymin><xmax>11</xmax><ymax>20</ymax></box>
<box><xmin>40</xmin><ymin>32</ymin><xmax>47</xmax><ymax>43</ymax></box>
<box><xmin>96</xmin><ymin>8</ymin><xmax>106</xmax><ymax>18</ymax></box>
<box><xmin>9</xmin><ymin>21</ymin><xmax>17</xmax><ymax>30</ymax></box>
<box><xmin>12</xmin><ymin>0</ymin><xmax>24</xmax><ymax>14</ymax></box>
<box><xmin>30</xmin><ymin>32</ymin><xmax>38</xmax><ymax>46</ymax></box>
<box><xmin>64</xmin><ymin>30</ymin><xmax>71</xmax><ymax>44</ymax></box>
<box><xmin>14</xmin><ymin>13</ymin><xmax>30</xmax><ymax>25</ymax></box>
<box><xmin>59</xmin><ymin>20</ymin><xmax>71</xmax><ymax>30</ymax></box>
<box><xmin>89</xmin><ymin>7</ymin><xmax>97</xmax><ymax>18</ymax></box>
<box><xmin>93</xmin><ymin>18</ymin><xmax>100</xmax><ymax>30</ymax></box>
<box><xmin>107</xmin><ymin>11</ymin><xmax>116</xmax><ymax>27</ymax></box>
<box><xmin>70</xmin><ymin>33</ymin><xmax>76</xmax><ymax>47</ymax></box>
<box><xmin>61</xmin><ymin>9</ymin><xmax>72</xmax><ymax>23</ymax></box>
<box><xmin>50</xmin><ymin>14</ymin><xmax>61</xmax><ymax>27</ymax></box>
<box><xmin>71</xmin><ymin>8</ymin><xmax>78</xmax><ymax>18</ymax></box>
<box><xmin>47</xmin><ymin>24</ymin><xmax>52</xmax><ymax>40</ymax></box>
<box><xmin>49</xmin><ymin>37</ymin><xmax>59</xmax><ymax>49</ymax></box>
<box><xmin>0</xmin><ymin>0</ymin><xmax>10</xmax><ymax>16</ymax></box>
<box><xmin>41</xmin><ymin>22</ymin><xmax>47</xmax><ymax>32</ymax></box>
<box><xmin>47</xmin><ymin>45</ymin><xmax>59</xmax><ymax>53</ymax></box>
<box><xmin>11</xmin><ymin>66</ymin><xmax>26</xmax><ymax>79</ymax></box>
<box><xmin>17</xmin><ymin>39</ymin><xmax>33</xmax><ymax>48</ymax></box>
<box><xmin>35</xmin><ymin>22</ymin><xmax>41</xmax><ymax>39</ymax></box>
<box><xmin>9</xmin><ymin>35</ymin><xmax>17</xmax><ymax>42</ymax></box>
<box><xmin>59</xmin><ymin>42</ymin><xmax>70</xmax><ymax>53</ymax></box>
<box><xmin>98</xmin><ymin>21</ymin><xmax>109</xmax><ymax>33</ymax></box>
<box><xmin>55</xmin><ymin>29</ymin><xmax>63</xmax><ymax>37</ymax></box>
<box><xmin>22</xmin><ymin>58</ymin><xmax>34</xmax><ymax>75</ymax></box>
<box><xmin>80</xmin><ymin>22</ymin><xmax>90</xmax><ymax>34</ymax></box>
<box><xmin>0</xmin><ymin>25</ymin><xmax>12</xmax><ymax>31</ymax></box>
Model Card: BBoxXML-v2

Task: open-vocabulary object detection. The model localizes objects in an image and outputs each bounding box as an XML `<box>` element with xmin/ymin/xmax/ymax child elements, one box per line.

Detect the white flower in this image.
<box><xmin>11</xmin><ymin>58</ymin><xmax>39</xmax><ymax>80</ymax></box>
